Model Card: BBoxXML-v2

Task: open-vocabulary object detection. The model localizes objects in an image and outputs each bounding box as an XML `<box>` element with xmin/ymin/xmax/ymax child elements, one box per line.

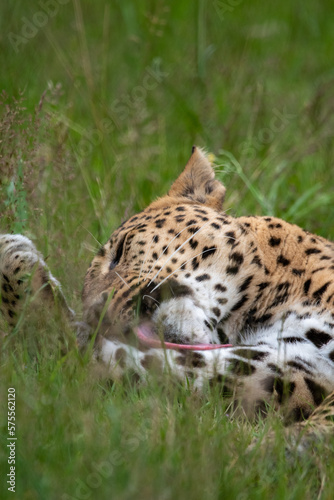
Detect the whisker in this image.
<box><xmin>115</xmin><ymin>271</ymin><xmax>131</xmax><ymax>289</ymax></box>
<box><xmin>168</xmin><ymin>283</ymin><xmax>175</xmax><ymax>297</ymax></box>
<box><xmin>142</xmin><ymin>295</ymin><xmax>161</xmax><ymax>306</ymax></box>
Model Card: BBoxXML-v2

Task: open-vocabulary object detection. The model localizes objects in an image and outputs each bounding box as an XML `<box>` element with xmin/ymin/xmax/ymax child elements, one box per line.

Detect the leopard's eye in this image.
<box><xmin>109</xmin><ymin>234</ymin><xmax>126</xmax><ymax>270</ymax></box>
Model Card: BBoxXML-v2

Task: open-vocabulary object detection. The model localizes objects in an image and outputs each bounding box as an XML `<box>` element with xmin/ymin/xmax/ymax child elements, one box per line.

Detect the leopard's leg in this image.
<box><xmin>249</xmin><ymin>389</ymin><xmax>334</xmax><ymax>453</ymax></box>
<box><xmin>302</xmin><ymin>389</ymin><xmax>334</xmax><ymax>431</ymax></box>
<box><xmin>0</xmin><ymin>234</ymin><xmax>74</xmax><ymax>331</ymax></box>
<box><xmin>290</xmin><ymin>389</ymin><xmax>334</xmax><ymax>446</ymax></box>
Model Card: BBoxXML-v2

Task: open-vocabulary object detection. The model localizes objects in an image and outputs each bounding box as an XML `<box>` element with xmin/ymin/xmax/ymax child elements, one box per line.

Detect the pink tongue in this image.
<box><xmin>135</xmin><ymin>324</ymin><xmax>232</xmax><ymax>351</ymax></box>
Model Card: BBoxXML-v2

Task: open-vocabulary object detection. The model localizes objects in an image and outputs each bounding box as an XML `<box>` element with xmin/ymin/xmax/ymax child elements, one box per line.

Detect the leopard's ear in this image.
<box><xmin>168</xmin><ymin>146</ymin><xmax>226</xmax><ymax>211</ymax></box>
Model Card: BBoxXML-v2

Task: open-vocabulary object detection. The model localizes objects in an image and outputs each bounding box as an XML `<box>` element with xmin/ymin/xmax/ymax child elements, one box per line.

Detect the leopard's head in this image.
<box><xmin>82</xmin><ymin>147</ymin><xmax>231</xmax><ymax>347</ymax></box>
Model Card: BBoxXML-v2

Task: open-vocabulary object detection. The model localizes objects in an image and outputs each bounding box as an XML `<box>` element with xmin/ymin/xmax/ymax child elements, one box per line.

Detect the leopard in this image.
<box><xmin>2</xmin><ymin>146</ymin><xmax>334</xmax><ymax>432</ymax></box>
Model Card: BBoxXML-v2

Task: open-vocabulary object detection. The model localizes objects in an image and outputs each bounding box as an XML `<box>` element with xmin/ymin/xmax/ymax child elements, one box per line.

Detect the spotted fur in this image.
<box><xmin>2</xmin><ymin>147</ymin><xmax>334</xmax><ymax>426</ymax></box>
<box><xmin>0</xmin><ymin>235</ymin><xmax>73</xmax><ymax>331</ymax></box>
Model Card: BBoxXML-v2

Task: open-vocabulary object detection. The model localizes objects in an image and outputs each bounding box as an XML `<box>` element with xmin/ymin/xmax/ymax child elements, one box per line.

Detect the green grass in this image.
<box><xmin>1</xmin><ymin>1</ymin><xmax>334</xmax><ymax>498</ymax></box>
